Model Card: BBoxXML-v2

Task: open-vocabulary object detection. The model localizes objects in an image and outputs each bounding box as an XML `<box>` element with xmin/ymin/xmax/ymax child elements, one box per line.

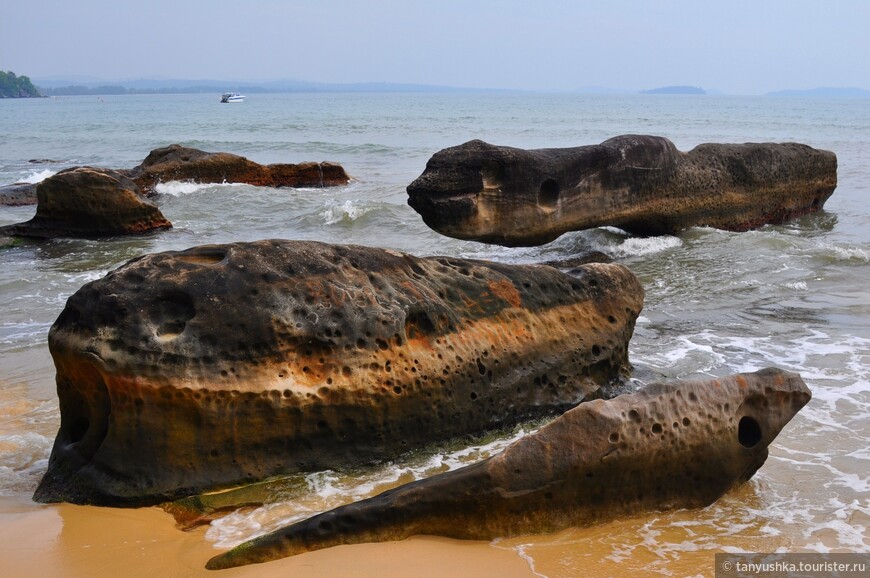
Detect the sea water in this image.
<box><xmin>1</xmin><ymin>92</ymin><xmax>868</xmax><ymax>575</ymax></box>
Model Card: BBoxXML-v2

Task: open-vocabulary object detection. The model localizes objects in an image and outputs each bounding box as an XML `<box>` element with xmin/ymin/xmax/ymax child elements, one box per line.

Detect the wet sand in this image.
<box><xmin>0</xmin><ymin>495</ymin><xmax>536</xmax><ymax>578</ymax></box>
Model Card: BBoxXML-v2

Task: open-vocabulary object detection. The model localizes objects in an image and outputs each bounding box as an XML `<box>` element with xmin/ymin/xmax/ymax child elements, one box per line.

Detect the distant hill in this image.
<box><xmin>766</xmin><ymin>87</ymin><xmax>870</xmax><ymax>98</ymax></box>
<box><xmin>34</xmin><ymin>77</ymin><xmax>515</xmax><ymax>96</ymax></box>
<box><xmin>641</xmin><ymin>85</ymin><xmax>706</xmax><ymax>95</ymax></box>
<box><xmin>0</xmin><ymin>71</ymin><xmax>42</xmax><ymax>98</ymax></box>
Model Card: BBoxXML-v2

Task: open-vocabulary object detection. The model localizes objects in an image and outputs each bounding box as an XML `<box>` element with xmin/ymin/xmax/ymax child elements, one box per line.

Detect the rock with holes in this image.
<box><xmin>406</xmin><ymin>135</ymin><xmax>837</xmax><ymax>246</ymax></box>
<box><xmin>207</xmin><ymin>368</ymin><xmax>810</xmax><ymax>569</ymax></box>
<box><xmin>125</xmin><ymin>144</ymin><xmax>350</xmax><ymax>195</ymax></box>
<box><xmin>33</xmin><ymin>239</ymin><xmax>644</xmax><ymax>506</ymax></box>
<box><xmin>0</xmin><ymin>181</ymin><xmax>38</xmax><ymax>206</ymax></box>
<box><xmin>0</xmin><ymin>167</ymin><xmax>171</xmax><ymax>239</ymax></box>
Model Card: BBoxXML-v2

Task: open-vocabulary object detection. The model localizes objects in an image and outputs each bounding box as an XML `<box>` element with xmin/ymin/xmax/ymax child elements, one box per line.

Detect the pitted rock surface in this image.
<box><xmin>34</xmin><ymin>239</ymin><xmax>644</xmax><ymax>506</ymax></box>
<box><xmin>0</xmin><ymin>182</ymin><xmax>38</xmax><ymax>206</ymax></box>
<box><xmin>0</xmin><ymin>167</ymin><xmax>171</xmax><ymax>238</ymax></box>
<box><xmin>407</xmin><ymin>135</ymin><xmax>837</xmax><ymax>246</ymax></box>
<box><xmin>126</xmin><ymin>144</ymin><xmax>350</xmax><ymax>194</ymax></box>
<box><xmin>207</xmin><ymin>368</ymin><xmax>811</xmax><ymax>569</ymax></box>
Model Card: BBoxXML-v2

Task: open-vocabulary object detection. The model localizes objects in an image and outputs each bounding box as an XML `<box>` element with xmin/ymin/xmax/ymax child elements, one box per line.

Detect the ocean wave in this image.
<box><xmin>20</xmin><ymin>169</ymin><xmax>56</xmax><ymax>184</ymax></box>
<box><xmin>153</xmin><ymin>181</ymin><xmax>238</xmax><ymax>196</ymax></box>
<box><xmin>205</xmin><ymin>421</ymin><xmax>540</xmax><ymax>548</ymax></box>
<box><xmin>320</xmin><ymin>199</ymin><xmax>375</xmax><ymax>225</ymax></box>
<box><xmin>604</xmin><ymin>234</ymin><xmax>683</xmax><ymax>258</ymax></box>
<box><xmin>0</xmin><ymin>432</ymin><xmax>51</xmax><ymax>496</ymax></box>
<box><xmin>0</xmin><ymin>321</ymin><xmax>54</xmax><ymax>347</ymax></box>
<box><xmin>829</xmin><ymin>244</ymin><xmax>870</xmax><ymax>263</ymax></box>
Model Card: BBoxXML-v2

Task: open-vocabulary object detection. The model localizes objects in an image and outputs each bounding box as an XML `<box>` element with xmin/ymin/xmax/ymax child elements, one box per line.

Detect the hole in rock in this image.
<box><xmin>405</xmin><ymin>310</ymin><xmax>436</xmax><ymax>339</ymax></box>
<box><xmin>175</xmin><ymin>249</ymin><xmax>227</xmax><ymax>265</ymax></box>
<box><xmin>738</xmin><ymin>416</ymin><xmax>762</xmax><ymax>448</ymax></box>
<box><xmin>480</xmin><ymin>161</ymin><xmax>503</xmax><ymax>190</ymax></box>
<box><xmin>538</xmin><ymin>179</ymin><xmax>560</xmax><ymax>208</ymax></box>
<box><xmin>69</xmin><ymin>417</ymin><xmax>90</xmax><ymax>444</ymax></box>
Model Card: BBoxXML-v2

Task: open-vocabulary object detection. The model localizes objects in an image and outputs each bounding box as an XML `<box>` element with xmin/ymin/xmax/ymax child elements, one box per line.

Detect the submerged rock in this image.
<box><xmin>0</xmin><ymin>167</ymin><xmax>171</xmax><ymax>238</ymax></box>
<box><xmin>34</xmin><ymin>239</ymin><xmax>644</xmax><ymax>506</ymax></box>
<box><xmin>126</xmin><ymin>144</ymin><xmax>350</xmax><ymax>194</ymax></box>
<box><xmin>407</xmin><ymin>135</ymin><xmax>837</xmax><ymax>246</ymax></box>
<box><xmin>0</xmin><ymin>182</ymin><xmax>38</xmax><ymax>206</ymax></box>
<box><xmin>207</xmin><ymin>368</ymin><xmax>811</xmax><ymax>569</ymax></box>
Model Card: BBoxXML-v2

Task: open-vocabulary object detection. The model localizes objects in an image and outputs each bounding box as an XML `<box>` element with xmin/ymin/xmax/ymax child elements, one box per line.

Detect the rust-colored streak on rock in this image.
<box><xmin>487</xmin><ymin>279</ymin><xmax>522</xmax><ymax>308</ymax></box>
<box><xmin>34</xmin><ymin>240</ymin><xmax>643</xmax><ymax>506</ymax></box>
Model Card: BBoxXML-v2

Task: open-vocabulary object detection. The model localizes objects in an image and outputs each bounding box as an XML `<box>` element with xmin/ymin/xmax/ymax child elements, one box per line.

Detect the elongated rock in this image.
<box><xmin>406</xmin><ymin>135</ymin><xmax>837</xmax><ymax>246</ymax></box>
<box><xmin>207</xmin><ymin>368</ymin><xmax>811</xmax><ymax>570</ymax></box>
<box><xmin>126</xmin><ymin>144</ymin><xmax>350</xmax><ymax>194</ymax></box>
<box><xmin>34</xmin><ymin>240</ymin><xmax>643</xmax><ymax>506</ymax></box>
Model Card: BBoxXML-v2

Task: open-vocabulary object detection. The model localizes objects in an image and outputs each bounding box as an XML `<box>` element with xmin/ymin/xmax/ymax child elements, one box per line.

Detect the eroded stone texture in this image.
<box><xmin>207</xmin><ymin>368</ymin><xmax>810</xmax><ymax>569</ymax></box>
<box><xmin>126</xmin><ymin>144</ymin><xmax>350</xmax><ymax>194</ymax></box>
<box><xmin>0</xmin><ymin>167</ymin><xmax>171</xmax><ymax>238</ymax></box>
<box><xmin>406</xmin><ymin>135</ymin><xmax>838</xmax><ymax>246</ymax></box>
<box><xmin>0</xmin><ymin>182</ymin><xmax>38</xmax><ymax>206</ymax></box>
<box><xmin>34</xmin><ymin>239</ymin><xmax>643</xmax><ymax>506</ymax></box>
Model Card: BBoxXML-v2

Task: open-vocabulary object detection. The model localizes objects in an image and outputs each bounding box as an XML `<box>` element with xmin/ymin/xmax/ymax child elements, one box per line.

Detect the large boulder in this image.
<box><xmin>126</xmin><ymin>144</ymin><xmax>350</xmax><ymax>194</ymax></box>
<box><xmin>208</xmin><ymin>368</ymin><xmax>811</xmax><ymax>569</ymax></box>
<box><xmin>33</xmin><ymin>239</ymin><xmax>644</xmax><ymax>506</ymax></box>
<box><xmin>0</xmin><ymin>167</ymin><xmax>171</xmax><ymax>238</ymax></box>
<box><xmin>407</xmin><ymin>135</ymin><xmax>838</xmax><ymax>246</ymax></box>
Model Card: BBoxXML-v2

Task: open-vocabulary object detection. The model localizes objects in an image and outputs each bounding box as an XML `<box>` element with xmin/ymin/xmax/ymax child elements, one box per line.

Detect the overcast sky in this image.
<box><xmin>3</xmin><ymin>0</ymin><xmax>868</xmax><ymax>94</ymax></box>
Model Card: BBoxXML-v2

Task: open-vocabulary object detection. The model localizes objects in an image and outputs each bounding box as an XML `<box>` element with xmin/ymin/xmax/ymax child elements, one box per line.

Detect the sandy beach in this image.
<box><xmin>0</xmin><ymin>495</ymin><xmax>536</xmax><ymax>578</ymax></box>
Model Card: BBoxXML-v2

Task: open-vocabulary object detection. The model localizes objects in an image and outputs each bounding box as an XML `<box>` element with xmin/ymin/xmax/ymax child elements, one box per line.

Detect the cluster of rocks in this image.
<box><xmin>24</xmin><ymin>135</ymin><xmax>831</xmax><ymax>568</ymax></box>
<box><xmin>0</xmin><ymin>144</ymin><xmax>350</xmax><ymax>239</ymax></box>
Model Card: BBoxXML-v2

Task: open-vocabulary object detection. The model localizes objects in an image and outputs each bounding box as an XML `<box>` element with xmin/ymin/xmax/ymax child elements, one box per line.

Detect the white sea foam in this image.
<box><xmin>828</xmin><ymin>244</ymin><xmax>870</xmax><ymax>263</ymax></box>
<box><xmin>603</xmin><ymin>235</ymin><xmax>682</xmax><ymax>258</ymax></box>
<box><xmin>0</xmin><ymin>321</ymin><xmax>53</xmax><ymax>347</ymax></box>
<box><xmin>320</xmin><ymin>199</ymin><xmax>373</xmax><ymax>225</ymax></box>
<box><xmin>0</xmin><ymin>432</ymin><xmax>52</xmax><ymax>496</ymax></box>
<box><xmin>20</xmin><ymin>169</ymin><xmax>55</xmax><ymax>184</ymax></box>
<box><xmin>154</xmin><ymin>181</ymin><xmax>235</xmax><ymax>196</ymax></box>
<box><xmin>206</xmin><ymin>422</ymin><xmax>538</xmax><ymax>548</ymax></box>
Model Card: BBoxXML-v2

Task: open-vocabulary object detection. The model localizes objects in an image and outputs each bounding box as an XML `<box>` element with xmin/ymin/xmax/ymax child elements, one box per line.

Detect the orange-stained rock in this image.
<box><xmin>407</xmin><ymin>135</ymin><xmax>837</xmax><ymax>246</ymax></box>
<box><xmin>34</xmin><ymin>240</ymin><xmax>644</xmax><ymax>506</ymax></box>
<box><xmin>208</xmin><ymin>368</ymin><xmax>811</xmax><ymax>569</ymax></box>
<box><xmin>126</xmin><ymin>144</ymin><xmax>350</xmax><ymax>194</ymax></box>
<box><xmin>0</xmin><ymin>167</ymin><xmax>171</xmax><ymax>238</ymax></box>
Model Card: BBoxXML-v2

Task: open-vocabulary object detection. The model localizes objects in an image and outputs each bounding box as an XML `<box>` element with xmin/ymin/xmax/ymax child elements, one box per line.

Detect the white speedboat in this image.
<box><xmin>220</xmin><ymin>92</ymin><xmax>245</xmax><ymax>103</ymax></box>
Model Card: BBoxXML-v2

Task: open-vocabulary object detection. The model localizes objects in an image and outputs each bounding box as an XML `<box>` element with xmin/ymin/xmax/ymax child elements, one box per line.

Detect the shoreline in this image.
<box><xmin>0</xmin><ymin>495</ymin><xmax>536</xmax><ymax>578</ymax></box>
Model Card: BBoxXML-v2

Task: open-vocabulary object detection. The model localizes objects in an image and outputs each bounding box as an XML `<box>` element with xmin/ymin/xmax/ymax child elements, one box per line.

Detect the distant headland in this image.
<box><xmin>15</xmin><ymin>74</ymin><xmax>870</xmax><ymax>97</ymax></box>
<box><xmin>0</xmin><ymin>71</ymin><xmax>42</xmax><ymax>98</ymax></box>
